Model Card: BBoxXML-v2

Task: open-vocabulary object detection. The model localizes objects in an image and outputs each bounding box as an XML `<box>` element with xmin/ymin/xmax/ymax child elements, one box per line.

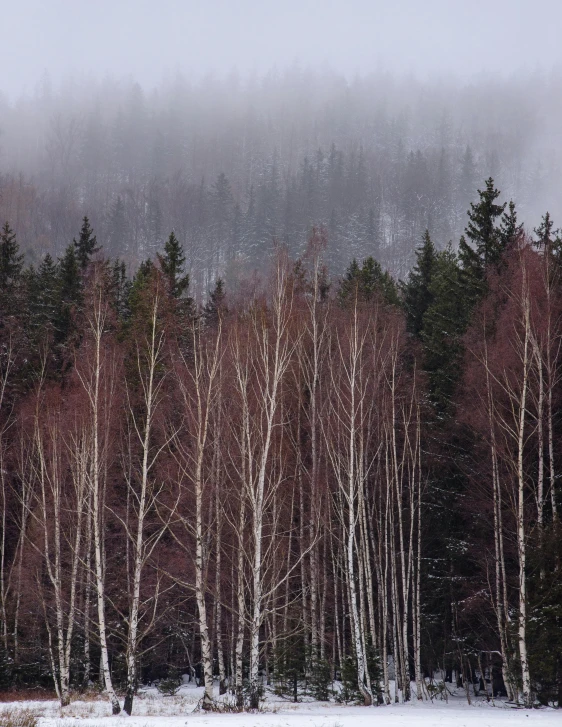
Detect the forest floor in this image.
<box><xmin>0</xmin><ymin>683</ymin><xmax>559</xmax><ymax>726</ymax></box>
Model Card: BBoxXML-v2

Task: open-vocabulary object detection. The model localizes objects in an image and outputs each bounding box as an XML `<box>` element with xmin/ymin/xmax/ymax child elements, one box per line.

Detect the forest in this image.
<box><xmin>0</xmin><ymin>172</ymin><xmax>561</xmax><ymax>715</ymax></box>
<box><xmin>1</xmin><ymin>69</ymin><xmax>562</xmax><ymax>292</ymax></box>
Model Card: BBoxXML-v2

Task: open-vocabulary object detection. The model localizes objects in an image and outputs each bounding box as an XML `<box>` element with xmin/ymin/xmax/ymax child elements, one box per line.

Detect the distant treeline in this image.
<box><xmin>1</xmin><ymin>69</ymin><xmax>561</xmax><ymax>294</ymax></box>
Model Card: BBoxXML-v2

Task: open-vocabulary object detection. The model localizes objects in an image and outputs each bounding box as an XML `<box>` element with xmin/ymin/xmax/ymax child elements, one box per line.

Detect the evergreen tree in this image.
<box><xmin>202</xmin><ymin>278</ymin><xmax>226</xmax><ymax>328</ymax></box>
<box><xmin>127</xmin><ymin>258</ymin><xmax>155</xmax><ymax>321</ymax></box>
<box><xmin>157</xmin><ymin>232</ymin><xmax>190</xmax><ymax>300</ymax></box>
<box><xmin>338</xmin><ymin>256</ymin><xmax>399</xmax><ymax>306</ymax></box>
<box><xmin>499</xmin><ymin>199</ymin><xmax>523</xmax><ymax>248</ymax></box>
<box><xmin>0</xmin><ymin>222</ymin><xmax>24</xmax><ymax>290</ymax></box>
<box><xmin>0</xmin><ymin>222</ymin><xmax>24</xmax><ymax>316</ymax></box>
<box><xmin>402</xmin><ymin>230</ymin><xmax>437</xmax><ymax>337</ymax></box>
<box><xmin>459</xmin><ymin>178</ymin><xmax>506</xmax><ymax>281</ymax></box>
<box><xmin>54</xmin><ymin>244</ymin><xmax>82</xmax><ymax>345</ymax></box>
<box><xmin>74</xmin><ymin>216</ymin><xmax>99</xmax><ymax>270</ymax></box>
<box><xmin>422</xmin><ymin>246</ymin><xmax>468</xmax><ymax>413</ymax></box>
<box><xmin>533</xmin><ymin>212</ymin><xmax>562</xmax><ymax>259</ymax></box>
<box><xmin>27</xmin><ymin>254</ymin><xmax>59</xmax><ymax>332</ymax></box>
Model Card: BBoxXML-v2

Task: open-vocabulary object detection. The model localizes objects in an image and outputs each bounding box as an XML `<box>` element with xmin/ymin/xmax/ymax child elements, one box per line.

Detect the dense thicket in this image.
<box><xmin>0</xmin><ymin>180</ymin><xmax>561</xmax><ymax>713</ymax></box>
<box><xmin>1</xmin><ymin>69</ymin><xmax>562</xmax><ymax>296</ymax></box>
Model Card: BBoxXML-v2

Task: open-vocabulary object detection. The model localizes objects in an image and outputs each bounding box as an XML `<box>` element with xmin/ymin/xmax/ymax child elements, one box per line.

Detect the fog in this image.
<box><xmin>4</xmin><ymin>0</ymin><xmax>562</xmax><ymax>98</ymax></box>
<box><xmin>1</xmin><ymin>1</ymin><xmax>562</xmax><ymax>291</ymax></box>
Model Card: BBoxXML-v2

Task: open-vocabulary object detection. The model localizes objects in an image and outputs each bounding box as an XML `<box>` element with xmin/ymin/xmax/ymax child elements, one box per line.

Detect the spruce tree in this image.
<box><xmin>402</xmin><ymin>230</ymin><xmax>436</xmax><ymax>337</ymax></box>
<box><xmin>421</xmin><ymin>246</ymin><xmax>468</xmax><ymax>413</ymax></box>
<box><xmin>338</xmin><ymin>257</ymin><xmax>398</xmax><ymax>306</ymax></box>
<box><xmin>0</xmin><ymin>222</ymin><xmax>24</xmax><ymax>289</ymax></box>
<box><xmin>499</xmin><ymin>199</ymin><xmax>523</xmax><ymax>248</ymax></box>
<box><xmin>158</xmin><ymin>232</ymin><xmax>190</xmax><ymax>300</ymax></box>
<box><xmin>127</xmin><ymin>259</ymin><xmax>155</xmax><ymax>322</ymax></box>
<box><xmin>534</xmin><ymin>212</ymin><xmax>562</xmax><ymax>259</ymax></box>
<box><xmin>0</xmin><ymin>222</ymin><xmax>24</xmax><ymax>316</ymax></box>
<box><xmin>74</xmin><ymin>216</ymin><xmax>99</xmax><ymax>270</ymax></box>
<box><xmin>55</xmin><ymin>244</ymin><xmax>82</xmax><ymax>344</ymax></box>
<box><xmin>338</xmin><ymin>258</ymin><xmax>360</xmax><ymax>303</ymax></box>
<box><xmin>27</xmin><ymin>254</ymin><xmax>59</xmax><ymax>332</ymax></box>
<box><xmin>459</xmin><ymin>178</ymin><xmax>506</xmax><ymax>280</ymax></box>
<box><xmin>202</xmin><ymin>278</ymin><xmax>226</xmax><ymax>328</ymax></box>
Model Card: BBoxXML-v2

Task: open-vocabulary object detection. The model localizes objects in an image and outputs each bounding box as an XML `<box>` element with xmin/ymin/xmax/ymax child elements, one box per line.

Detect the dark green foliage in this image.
<box><xmin>54</xmin><ymin>244</ymin><xmax>82</xmax><ymax>345</ymax></box>
<box><xmin>308</xmin><ymin>658</ymin><xmax>333</xmax><ymax>701</ymax></box>
<box><xmin>0</xmin><ymin>222</ymin><xmax>24</xmax><ymax>291</ymax></box>
<box><xmin>158</xmin><ymin>232</ymin><xmax>190</xmax><ymax>300</ymax></box>
<box><xmin>527</xmin><ymin>525</ymin><xmax>562</xmax><ymax>706</ymax></box>
<box><xmin>420</xmin><ymin>246</ymin><xmax>467</xmax><ymax>413</ymax></box>
<box><xmin>458</xmin><ymin>178</ymin><xmax>507</xmax><ymax>314</ymax></box>
<box><xmin>74</xmin><ymin>216</ymin><xmax>99</xmax><ymax>270</ymax></box>
<box><xmin>244</xmin><ymin>679</ymin><xmax>265</xmax><ymax>710</ymax></box>
<box><xmin>335</xmin><ymin>644</ymin><xmax>382</xmax><ymax>705</ymax></box>
<box><xmin>499</xmin><ymin>200</ymin><xmax>523</xmax><ymax>248</ymax></box>
<box><xmin>534</xmin><ymin>212</ymin><xmax>558</xmax><ymax>250</ymax></box>
<box><xmin>402</xmin><ymin>230</ymin><xmax>437</xmax><ymax>337</ymax></box>
<box><xmin>419</xmin><ymin>181</ymin><xmax>514</xmax><ymax>414</ymax></box>
<box><xmin>0</xmin><ymin>222</ymin><xmax>24</xmax><ymax>317</ymax></box>
<box><xmin>273</xmin><ymin>636</ymin><xmax>307</xmax><ymax>702</ymax></box>
<box><xmin>338</xmin><ymin>256</ymin><xmax>399</xmax><ymax>306</ymax></box>
<box><xmin>202</xmin><ymin>277</ymin><xmax>227</xmax><ymax>328</ymax></box>
<box><xmin>156</xmin><ymin>666</ymin><xmax>182</xmax><ymax>696</ymax></box>
<box><xmin>26</xmin><ymin>254</ymin><xmax>59</xmax><ymax>334</ymax></box>
<box><xmin>127</xmin><ymin>259</ymin><xmax>155</xmax><ymax>320</ymax></box>
<box><xmin>460</xmin><ymin>177</ymin><xmax>506</xmax><ymax>273</ymax></box>
<box><xmin>336</xmin><ymin>657</ymin><xmax>362</xmax><ymax>704</ymax></box>
<box><xmin>157</xmin><ymin>232</ymin><xmax>195</xmax><ymax>333</ymax></box>
<box><xmin>533</xmin><ymin>212</ymin><xmax>562</xmax><ymax>267</ymax></box>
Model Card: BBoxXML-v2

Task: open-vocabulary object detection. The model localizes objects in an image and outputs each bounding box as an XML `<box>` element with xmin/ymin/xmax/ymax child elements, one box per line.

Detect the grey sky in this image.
<box><xmin>2</xmin><ymin>0</ymin><xmax>561</xmax><ymax>99</ymax></box>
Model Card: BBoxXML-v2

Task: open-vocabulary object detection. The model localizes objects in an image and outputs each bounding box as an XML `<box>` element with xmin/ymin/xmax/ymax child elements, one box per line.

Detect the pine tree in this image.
<box><xmin>459</xmin><ymin>178</ymin><xmax>506</xmax><ymax>280</ymax></box>
<box><xmin>422</xmin><ymin>246</ymin><xmax>468</xmax><ymax>413</ymax></box>
<box><xmin>27</xmin><ymin>254</ymin><xmax>59</xmax><ymax>332</ymax></box>
<box><xmin>338</xmin><ymin>257</ymin><xmax>399</xmax><ymax>306</ymax></box>
<box><xmin>533</xmin><ymin>212</ymin><xmax>562</xmax><ymax>260</ymax></box>
<box><xmin>74</xmin><ymin>216</ymin><xmax>99</xmax><ymax>270</ymax></box>
<box><xmin>157</xmin><ymin>232</ymin><xmax>190</xmax><ymax>300</ymax></box>
<box><xmin>0</xmin><ymin>222</ymin><xmax>24</xmax><ymax>316</ymax></box>
<box><xmin>55</xmin><ymin>244</ymin><xmax>82</xmax><ymax>345</ymax></box>
<box><xmin>402</xmin><ymin>230</ymin><xmax>437</xmax><ymax>337</ymax></box>
<box><xmin>202</xmin><ymin>278</ymin><xmax>226</xmax><ymax>328</ymax></box>
<box><xmin>338</xmin><ymin>258</ymin><xmax>360</xmax><ymax>301</ymax></box>
<box><xmin>499</xmin><ymin>199</ymin><xmax>523</xmax><ymax>248</ymax></box>
<box><xmin>534</xmin><ymin>212</ymin><xmax>556</xmax><ymax>249</ymax></box>
<box><xmin>127</xmin><ymin>259</ymin><xmax>155</xmax><ymax>322</ymax></box>
<box><xmin>0</xmin><ymin>222</ymin><xmax>24</xmax><ymax>289</ymax></box>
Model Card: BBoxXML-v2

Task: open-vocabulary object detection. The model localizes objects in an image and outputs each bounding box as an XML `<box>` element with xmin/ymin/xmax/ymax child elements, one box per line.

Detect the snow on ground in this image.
<box><xmin>0</xmin><ymin>683</ymin><xmax>558</xmax><ymax>727</ymax></box>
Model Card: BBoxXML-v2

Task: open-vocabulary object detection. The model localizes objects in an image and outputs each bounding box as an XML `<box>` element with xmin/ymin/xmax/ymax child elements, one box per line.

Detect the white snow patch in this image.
<box><xmin>0</xmin><ymin>684</ymin><xmax>557</xmax><ymax>727</ymax></box>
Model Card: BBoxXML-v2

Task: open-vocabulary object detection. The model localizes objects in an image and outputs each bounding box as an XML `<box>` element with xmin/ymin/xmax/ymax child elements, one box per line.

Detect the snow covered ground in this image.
<box><xmin>0</xmin><ymin>684</ymin><xmax>558</xmax><ymax>727</ymax></box>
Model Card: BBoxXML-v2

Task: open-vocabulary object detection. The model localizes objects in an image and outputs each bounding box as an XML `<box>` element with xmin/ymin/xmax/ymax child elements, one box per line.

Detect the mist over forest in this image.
<box><xmin>2</xmin><ymin>67</ymin><xmax>562</xmax><ymax>295</ymax></box>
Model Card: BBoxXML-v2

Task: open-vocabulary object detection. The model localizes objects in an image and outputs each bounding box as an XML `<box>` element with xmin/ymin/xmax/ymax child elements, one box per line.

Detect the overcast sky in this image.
<box><xmin>2</xmin><ymin>0</ymin><xmax>561</xmax><ymax>99</ymax></box>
